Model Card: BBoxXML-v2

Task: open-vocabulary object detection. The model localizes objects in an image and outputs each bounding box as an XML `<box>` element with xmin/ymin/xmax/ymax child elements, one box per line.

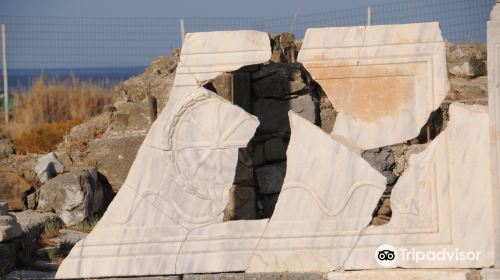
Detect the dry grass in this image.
<box><xmin>1</xmin><ymin>76</ymin><xmax>113</xmax><ymax>154</ymax></box>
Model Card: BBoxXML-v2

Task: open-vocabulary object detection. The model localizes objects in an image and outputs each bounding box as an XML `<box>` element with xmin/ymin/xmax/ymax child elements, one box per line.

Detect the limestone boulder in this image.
<box><xmin>448</xmin><ymin>44</ymin><xmax>486</xmax><ymax>78</ymax></box>
<box><xmin>0</xmin><ymin>166</ymin><xmax>32</xmax><ymax>211</ymax></box>
<box><xmin>107</xmin><ymin>97</ymin><xmax>157</xmax><ymax>134</ymax></box>
<box><xmin>0</xmin><ymin>202</ymin><xmax>22</xmax><ymax>242</ymax></box>
<box><xmin>85</xmin><ymin>134</ymin><xmax>145</xmax><ymax>192</ymax></box>
<box><xmin>114</xmin><ymin>55</ymin><xmax>177</xmax><ymax>112</ymax></box>
<box><xmin>34</xmin><ymin>152</ymin><xmax>64</xmax><ymax>184</ymax></box>
<box><xmin>37</xmin><ymin>168</ymin><xmax>103</xmax><ymax>226</ymax></box>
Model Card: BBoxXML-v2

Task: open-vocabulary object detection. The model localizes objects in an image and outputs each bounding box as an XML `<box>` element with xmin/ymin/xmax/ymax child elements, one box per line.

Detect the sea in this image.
<box><xmin>1</xmin><ymin>66</ymin><xmax>147</xmax><ymax>92</ymax></box>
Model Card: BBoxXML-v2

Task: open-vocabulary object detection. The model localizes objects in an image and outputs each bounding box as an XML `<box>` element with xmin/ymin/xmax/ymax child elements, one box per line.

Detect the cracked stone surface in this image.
<box><xmin>55</xmin><ymin>30</ymin><xmax>271</xmax><ymax>279</ymax></box>
<box><xmin>298</xmin><ymin>22</ymin><xmax>450</xmax><ymax>150</ymax></box>
<box><xmin>488</xmin><ymin>1</ymin><xmax>500</xmax><ymax>268</ymax></box>
<box><xmin>247</xmin><ymin>111</ymin><xmax>386</xmax><ymax>272</ymax></box>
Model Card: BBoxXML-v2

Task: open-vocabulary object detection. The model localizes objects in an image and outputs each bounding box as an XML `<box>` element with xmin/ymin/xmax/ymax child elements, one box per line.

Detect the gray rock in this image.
<box><xmin>319</xmin><ymin>96</ymin><xmax>337</xmax><ymax>133</ymax></box>
<box><xmin>252</xmin><ymin>64</ymin><xmax>306</xmax><ymax>98</ymax></box>
<box><xmin>447</xmin><ymin>44</ymin><xmax>486</xmax><ymax>78</ymax></box>
<box><xmin>85</xmin><ymin>134</ymin><xmax>145</xmax><ymax>192</ymax></box>
<box><xmin>37</xmin><ymin>168</ymin><xmax>103</xmax><ymax>226</ymax></box>
<box><xmin>290</xmin><ymin>94</ymin><xmax>316</xmax><ymax>125</ymax></box>
<box><xmin>264</xmin><ymin>137</ymin><xmax>287</xmax><ymax>162</ymax></box>
<box><xmin>32</xmin><ymin>260</ymin><xmax>59</xmax><ymax>272</ymax></box>
<box><xmin>107</xmin><ymin>97</ymin><xmax>157</xmax><ymax>134</ymax></box>
<box><xmin>0</xmin><ymin>202</ymin><xmax>22</xmax><ymax>242</ymax></box>
<box><xmin>382</xmin><ymin>170</ymin><xmax>398</xmax><ymax>186</ymax></box>
<box><xmin>51</xmin><ymin>229</ymin><xmax>88</xmax><ymax>244</ymax></box>
<box><xmin>253</xmin><ymin>143</ymin><xmax>266</xmax><ymax>167</ymax></box>
<box><xmin>255</xmin><ymin>162</ymin><xmax>286</xmax><ymax>194</ymax></box>
<box><xmin>259</xmin><ymin>193</ymin><xmax>280</xmax><ymax>219</ymax></box>
<box><xmin>35</xmin><ymin>152</ymin><xmax>64</xmax><ymax>184</ymax></box>
<box><xmin>0</xmin><ymin>138</ymin><xmax>15</xmax><ymax>159</ymax></box>
<box><xmin>362</xmin><ymin>148</ymin><xmax>395</xmax><ymax>173</ymax></box>
<box><xmin>253</xmin><ymin>95</ymin><xmax>316</xmax><ymax>133</ymax></box>
<box><xmin>0</xmin><ymin>166</ymin><xmax>33</xmax><ymax>211</ymax></box>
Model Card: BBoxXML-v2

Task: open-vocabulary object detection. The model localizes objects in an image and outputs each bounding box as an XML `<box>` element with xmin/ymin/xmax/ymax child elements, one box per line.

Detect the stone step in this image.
<box><xmin>32</xmin><ymin>260</ymin><xmax>59</xmax><ymax>272</ymax></box>
<box><xmin>4</xmin><ymin>270</ymin><xmax>56</xmax><ymax>279</ymax></box>
<box><xmin>35</xmin><ymin>246</ymin><xmax>58</xmax><ymax>259</ymax></box>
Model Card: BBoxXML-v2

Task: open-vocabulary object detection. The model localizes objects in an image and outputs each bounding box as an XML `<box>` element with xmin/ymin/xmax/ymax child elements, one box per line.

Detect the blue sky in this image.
<box><xmin>1</xmin><ymin>0</ymin><xmax>403</xmax><ymax>18</ymax></box>
<box><xmin>0</xmin><ymin>0</ymin><xmax>496</xmax><ymax>86</ymax></box>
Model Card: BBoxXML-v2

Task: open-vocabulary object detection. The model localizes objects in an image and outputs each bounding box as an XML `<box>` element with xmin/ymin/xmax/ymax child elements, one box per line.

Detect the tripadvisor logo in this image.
<box><xmin>374</xmin><ymin>244</ymin><xmax>482</xmax><ymax>267</ymax></box>
<box><xmin>375</xmin><ymin>244</ymin><xmax>398</xmax><ymax>267</ymax></box>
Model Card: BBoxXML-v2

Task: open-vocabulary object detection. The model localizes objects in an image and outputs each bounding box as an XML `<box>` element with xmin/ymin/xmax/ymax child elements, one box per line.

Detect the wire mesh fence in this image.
<box><xmin>0</xmin><ymin>0</ymin><xmax>496</xmax><ymax>92</ymax></box>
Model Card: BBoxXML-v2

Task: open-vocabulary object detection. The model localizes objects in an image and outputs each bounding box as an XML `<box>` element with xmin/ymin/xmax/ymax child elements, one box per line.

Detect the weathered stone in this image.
<box><xmin>26</xmin><ymin>192</ymin><xmax>37</xmax><ymax>210</ymax></box>
<box><xmin>362</xmin><ymin>148</ymin><xmax>395</xmax><ymax>173</ymax></box>
<box><xmin>319</xmin><ymin>95</ymin><xmax>337</xmax><ymax>133</ymax></box>
<box><xmin>0</xmin><ymin>202</ymin><xmax>22</xmax><ymax>242</ymax></box>
<box><xmin>4</xmin><ymin>270</ymin><xmax>56</xmax><ymax>280</ymax></box>
<box><xmin>184</xmin><ymin>272</ymin><xmax>325</xmax><ymax>280</ymax></box>
<box><xmin>86</xmin><ymin>134</ymin><xmax>145</xmax><ymax>192</ymax></box>
<box><xmin>448</xmin><ymin>44</ymin><xmax>486</xmax><ymax>78</ymax></box>
<box><xmin>114</xmin><ymin>56</ymin><xmax>176</xmax><ymax>112</ymax></box>
<box><xmin>64</xmin><ymin>107</ymin><xmax>114</xmax><ymax>151</ymax></box>
<box><xmin>488</xmin><ymin>2</ymin><xmax>500</xmax><ymax>268</ymax></box>
<box><xmin>255</xmin><ymin>162</ymin><xmax>286</xmax><ymax>194</ymax></box>
<box><xmin>0</xmin><ymin>138</ymin><xmax>15</xmax><ymax>159</ymax></box>
<box><xmin>107</xmin><ymin>97</ymin><xmax>157</xmax><ymax>134</ymax></box>
<box><xmin>252</xmin><ymin>64</ymin><xmax>306</xmax><ymax>98</ymax></box>
<box><xmin>225</xmin><ymin>186</ymin><xmax>257</xmax><ymax>220</ymax></box>
<box><xmin>392</xmin><ymin>144</ymin><xmax>428</xmax><ymax>176</ymax></box>
<box><xmin>37</xmin><ymin>168</ymin><xmax>103</xmax><ymax>226</ymax></box>
<box><xmin>328</xmin><ymin>269</ymin><xmax>480</xmax><ymax>280</ymax></box>
<box><xmin>57</xmin><ymin>31</ymin><xmax>272</xmax><ymax>278</ymax></box>
<box><xmin>253</xmin><ymin>95</ymin><xmax>316</xmax><ymax>133</ymax></box>
<box><xmin>248</xmin><ymin>112</ymin><xmax>386</xmax><ymax>272</ymax></box>
<box><xmin>299</xmin><ymin>23</ymin><xmax>449</xmax><ymax>150</ymax></box>
<box><xmin>264</xmin><ymin>137</ymin><xmax>287</xmax><ymax>162</ymax></box>
<box><xmin>270</xmin><ymin>33</ymin><xmax>297</xmax><ymax>63</ymax></box>
<box><xmin>253</xmin><ymin>143</ymin><xmax>266</xmax><ymax>167</ymax></box>
<box><xmin>253</xmin><ymin>98</ymin><xmax>290</xmax><ymax>132</ymax></box>
<box><xmin>382</xmin><ymin>170</ymin><xmax>397</xmax><ymax>186</ymax></box>
<box><xmin>448</xmin><ymin>76</ymin><xmax>487</xmax><ymax>100</ymax></box>
<box><xmin>35</xmin><ymin>152</ymin><xmax>64</xmax><ymax>184</ymax></box>
<box><xmin>0</xmin><ymin>166</ymin><xmax>32</xmax><ymax>211</ymax></box>
<box><xmin>234</xmin><ymin>148</ymin><xmax>254</xmax><ymax>184</ymax></box>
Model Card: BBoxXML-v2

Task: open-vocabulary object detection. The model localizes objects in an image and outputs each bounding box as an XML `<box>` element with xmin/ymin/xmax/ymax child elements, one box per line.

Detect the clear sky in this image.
<box><xmin>1</xmin><ymin>0</ymin><xmax>403</xmax><ymax>18</ymax></box>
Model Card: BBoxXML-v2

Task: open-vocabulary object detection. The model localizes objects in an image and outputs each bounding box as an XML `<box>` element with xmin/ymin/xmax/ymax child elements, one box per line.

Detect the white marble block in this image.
<box><xmin>488</xmin><ymin>0</ymin><xmax>500</xmax><ymax>269</ymax></box>
<box><xmin>343</xmin><ymin>103</ymin><xmax>495</xmax><ymax>269</ymax></box>
<box><xmin>247</xmin><ymin>111</ymin><xmax>387</xmax><ymax>272</ymax></box>
<box><xmin>248</xmin><ymin>103</ymin><xmax>495</xmax><ymax>272</ymax></box>
<box><xmin>56</xmin><ymin>30</ymin><xmax>271</xmax><ymax>279</ymax></box>
<box><xmin>298</xmin><ymin>22</ymin><xmax>449</xmax><ymax>150</ymax></box>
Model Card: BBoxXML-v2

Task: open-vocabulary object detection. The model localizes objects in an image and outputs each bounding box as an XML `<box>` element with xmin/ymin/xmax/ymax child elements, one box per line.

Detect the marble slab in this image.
<box><xmin>343</xmin><ymin>103</ymin><xmax>495</xmax><ymax>269</ymax></box>
<box><xmin>248</xmin><ymin>103</ymin><xmax>495</xmax><ymax>272</ymax></box>
<box><xmin>56</xmin><ymin>31</ymin><xmax>271</xmax><ymax>279</ymax></box>
<box><xmin>488</xmin><ymin>1</ymin><xmax>500</xmax><ymax>268</ymax></box>
<box><xmin>298</xmin><ymin>22</ymin><xmax>449</xmax><ymax>150</ymax></box>
<box><xmin>247</xmin><ymin>111</ymin><xmax>386</xmax><ymax>272</ymax></box>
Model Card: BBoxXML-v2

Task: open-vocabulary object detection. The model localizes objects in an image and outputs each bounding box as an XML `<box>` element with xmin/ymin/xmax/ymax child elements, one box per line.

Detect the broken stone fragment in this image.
<box><xmin>35</xmin><ymin>152</ymin><xmax>64</xmax><ymax>184</ymax></box>
<box><xmin>56</xmin><ymin>30</ymin><xmax>272</xmax><ymax>279</ymax></box>
<box><xmin>224</xmin><ymin>186</ymin><xmax>257</xmax><ymax>220</ymax></box>
<box><xmin>248</xmin><ymin>111</ymin><xmax>386</xmax><ymax>272</ymax></box>
<box><xmin>447</xmin><ymin>44</ymin><xmax>486</xmax><ymax>78</ymax></box>
<box><xmin>298</xmin><ymin>22</ymin><xmax>450</xmax><ymax>150</ymax></box>
<box><xmin>37</xmin><ymin>168</ymin><xmax>103</xmax><ymax>226</ymax></box>
<box><xmin>0</xmin><ymin>202</ymin><xmax>22</xmax><ymax>242</ymax></box>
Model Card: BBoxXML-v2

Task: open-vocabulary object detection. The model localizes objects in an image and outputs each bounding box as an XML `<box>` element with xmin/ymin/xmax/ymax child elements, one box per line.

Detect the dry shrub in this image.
<box><xmin>2</xmin><ymin>75</ymin><xmax>113</xmax><ymax>154</ymax></box>
<box><xmin>12</xmin><ymin>119</ymin><xmax>82</xmax><ymax>154</ymax></box>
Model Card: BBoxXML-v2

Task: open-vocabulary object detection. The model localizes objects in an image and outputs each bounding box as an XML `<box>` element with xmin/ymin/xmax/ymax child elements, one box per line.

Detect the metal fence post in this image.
<box><xmin>180</xmin><ymin>18</ymin><xmax>186</xmax><ymax>45</ymax></box>
<box><xmin>1</xmin><ymin>24</ymin><xmax>8</xmax><ymax>123</ymax></box>
<box><xmin>367</xmin><ymin>6</ymin><xmax>372</xmax><ymax>26</ymax></box>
